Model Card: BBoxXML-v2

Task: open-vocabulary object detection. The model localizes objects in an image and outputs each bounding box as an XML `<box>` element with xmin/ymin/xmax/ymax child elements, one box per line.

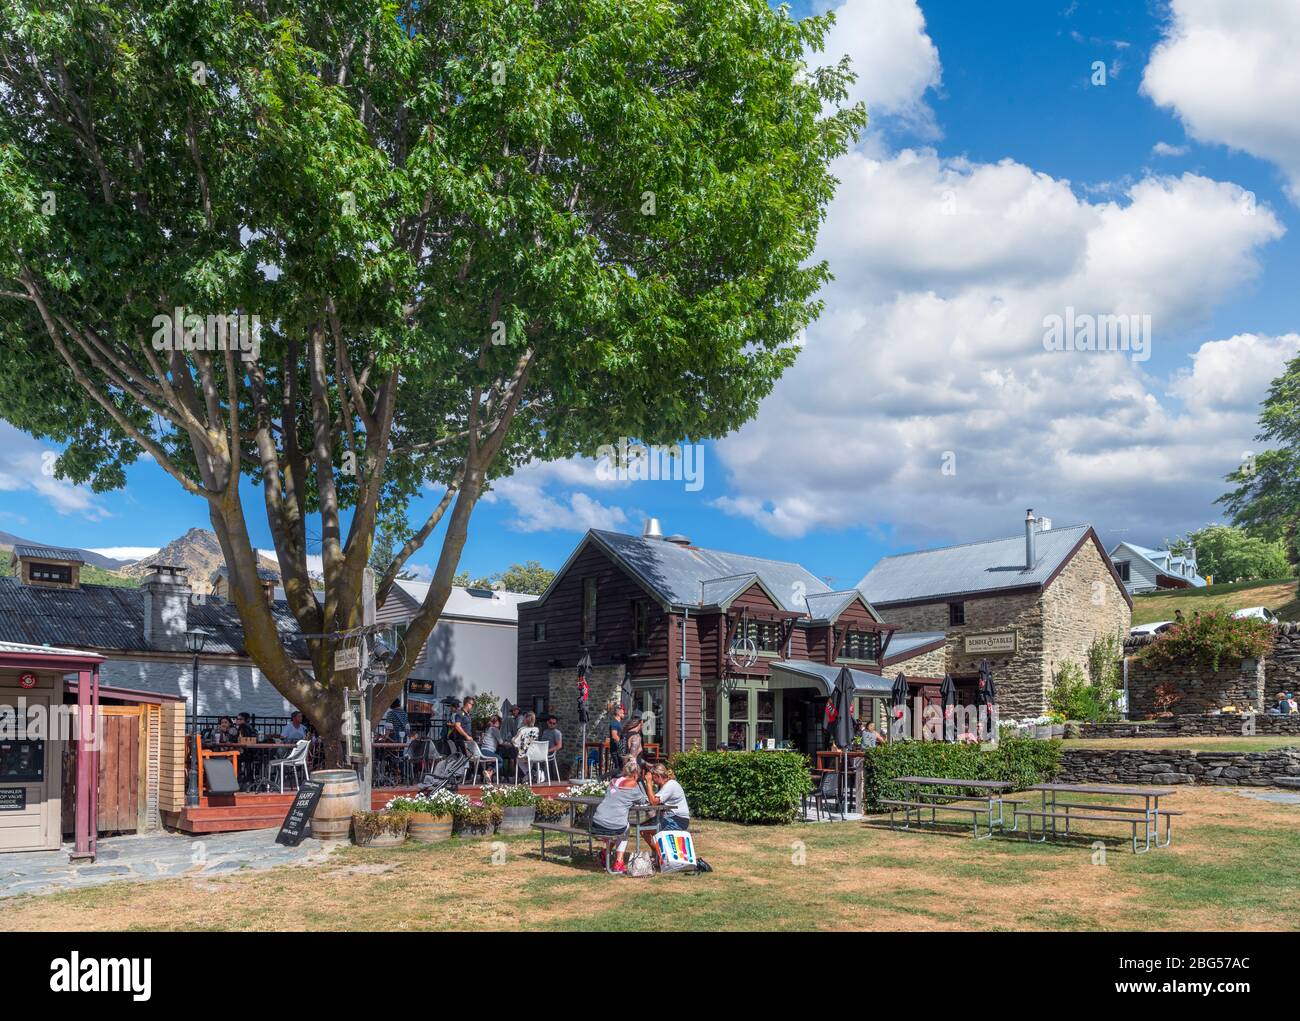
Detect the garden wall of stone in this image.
<box><xmin>1056</xmin><ymin>747</ymin><xmax>1300</xmax><ymax>788</ymax></box>
<box><xmin>1075</xmin><ymin>714</ymin><xmax>1300</xmax><ymax>738</ymax></box>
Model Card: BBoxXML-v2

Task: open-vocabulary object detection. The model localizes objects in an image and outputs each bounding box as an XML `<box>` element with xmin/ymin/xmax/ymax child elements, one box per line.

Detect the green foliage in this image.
<box><xmin>1167</xmin><ymin>525</ymin><xmax>1293</xmax><ymax>582</ymax></box>
<box><xmin>351</xmin><ymin>810</ymin><xmax>409</xmax><ymax>842</ymax></box>
<box><xmin>861</xmin><ymin>738</ymin><xmax>1062</xmax><ymax>811</ymax></box>
<box><xmin>1138</xmin><ymin>609</ymin><xmax>1276</xmax><ymax>671</ymax></box>
<box><xmin>484</xmin><ymin>561</ymin><xmax>554</xmax><ymax>595</ymax></box>
<box><xmin>1049</xmin><ymin>634</ymin><xmax>1124</xmax><ymax>722</ymax></box>
<box><xmin>478</xmin><ymin>783</ymin><xmax>537</xmax><ymax>808</ymax></box>
<box><xmin>1219</xmin><ymin>353</ymin><xmax>1300</xmax><ymax>570</ymax></box>
<box><xmin>467</xmin><ymin>691</ymin><xmax>501</xmax><ymax>729</ymax></box>
<box><xmin>670</xmin><ymin>750</ymin><xmax>811</xmax><ymax>824</ymax></box>
<box><xmin>534</xmin><ymin>798</ymin><xmax>568</xmax><ymax>820</ymax></box>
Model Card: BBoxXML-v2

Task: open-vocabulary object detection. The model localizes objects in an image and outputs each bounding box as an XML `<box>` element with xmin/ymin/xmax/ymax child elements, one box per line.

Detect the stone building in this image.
<box><xmin>857</xmin><ymin>511</ymin><xmax>1132</xmax><ymax>718</ymax></box>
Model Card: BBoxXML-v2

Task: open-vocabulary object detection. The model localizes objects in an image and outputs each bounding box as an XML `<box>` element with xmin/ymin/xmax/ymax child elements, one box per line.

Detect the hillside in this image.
<box><xmin>119</xmin><ymin>527</ymin><xmax>279</xmax><ymax>592</ymax></box>
<box><xmin>0</xmin><ymin>530</ymin><xmax>134</xmax><ymax>570</ymax></box>
<box><xmin>1131</xmin><ymin>577</ymin><xmax>1300</xmax><ymax>625</ymax></box>
<box><xmin>0</xmin><ymin>558</ymin><xmax>140</xmax><ymax>588</ymax></box>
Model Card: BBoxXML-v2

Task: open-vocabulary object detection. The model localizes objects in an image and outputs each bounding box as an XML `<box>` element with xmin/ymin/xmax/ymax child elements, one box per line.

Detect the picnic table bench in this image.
<box><xmin>532</xmin><ymin>793</ymin><xmax>671</xmax><ymax>873</ymax></box>
<box><xmin>1018</xmin><ymin>784</ymin><xmax>1180</xmax><ymax>853</ymax></box>
<box><xmin>879</xmin><ymin>777</ymin><xmax>1023</xmax><ymax>839</ymax></box>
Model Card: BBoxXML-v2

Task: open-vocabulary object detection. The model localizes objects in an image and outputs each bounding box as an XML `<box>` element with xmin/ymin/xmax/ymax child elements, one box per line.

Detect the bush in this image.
<box><xmin>860</xmin><ymin>738</ymin><xmax>1062</xmax><ymax>811</ymax></box>
<box><xmin>670</xmin><ymin>750</ymin><xmax>812</xmax><ymax>824</ymax></box>
<box><xmin>534</xmin><ymin>798</ymin><xmax>568</xmax><ymax>820</ymax></box>
<box><xmin>1138</xmin><ymin>609</ymin><xmax>1275</xmax><ymax>671</ymax></box>
<box><xmin>478</xmin><ymin>784</ymin><xmax>538</xmax><ymax>808</ymax></box>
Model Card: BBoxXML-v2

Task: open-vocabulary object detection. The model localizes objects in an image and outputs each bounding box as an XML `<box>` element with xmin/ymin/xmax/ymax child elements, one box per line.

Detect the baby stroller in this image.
<box><xmin>417</xmin><ymin>751</ymin><xmax>469</xmax><ymax>794</ymax></box>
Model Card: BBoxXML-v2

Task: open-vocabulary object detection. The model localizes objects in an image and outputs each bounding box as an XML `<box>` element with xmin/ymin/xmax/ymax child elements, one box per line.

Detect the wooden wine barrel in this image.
<box><xmin>310</xmin><ymin>769</ymin><xmax>360</xmax><ymax>841</ymax></box>
<box><xmin>408</xmin><ymin>812</ymin><xmax>453</xmax><ymax>843</ymax></box>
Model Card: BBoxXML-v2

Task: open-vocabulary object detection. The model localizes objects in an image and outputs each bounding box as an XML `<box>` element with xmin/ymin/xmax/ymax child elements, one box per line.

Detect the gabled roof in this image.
<box><xmin>769</xmin><ymin>659</ymin><xmax>895</xmax><ymax>696</ymax></box>
<box><xmin>532</xmin><ymin>529</ymin><xmax>833</xmax><ymax>613</ymax></box>
<box><xmin>803</xmin><ymin>589</ymin><xmax>883</xmax><ymax>624</ymax></box>
<box><xmin>882</xmin><ymin>630</ymin><xmax>946</xmax><ymax>664</ymax></box>
<box><xmin>0</xmin><ymin>576</ymin><xmax>309</xmax><ymax>659</ymax></box>
<box><xmin>11</xmin><ymin>543</ymin><xmax>85</xmax><ymax>563</ymax></box>
<box><xmin>1109</xmin><ymin>541</ymin><xmax>1206</xmax><ymax>587</ymax></box>
<box><xmin>390</xmin><ymin>581</ymin><xmax>531</xmax><ymax>624</ymax></box>
<box><xmin>858</xmin><ymin>524</ymin><xmax>1121</xmax><ymax>605</ymax></box>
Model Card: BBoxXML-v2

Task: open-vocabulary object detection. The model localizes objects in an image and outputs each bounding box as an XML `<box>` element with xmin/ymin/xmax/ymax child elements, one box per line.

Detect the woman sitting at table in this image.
<box><xmin>205</xmin><ymin>716</ymin><xmax>236</xmax><ymax>746</ymax></box>
<box><xmin>590</xmin><ymin>760</ymin><xmax>649</xmax><ymax>874</ymax></box>
<box><xmin>641</xmin><ymin>763</ymin><xmax>690</xmax><ymax>861</ymax></box>
<box><xmin>480</xmin><ymin>714</ymin><xmax>514</xmax><ymax>777</ymax></box>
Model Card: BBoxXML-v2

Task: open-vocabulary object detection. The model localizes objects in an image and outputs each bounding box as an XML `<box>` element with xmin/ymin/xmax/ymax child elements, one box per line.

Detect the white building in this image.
<box><xmin>1107</xmin><ymin>541</ymin><xmax>1207</xmax><ymax>595</ymax></box>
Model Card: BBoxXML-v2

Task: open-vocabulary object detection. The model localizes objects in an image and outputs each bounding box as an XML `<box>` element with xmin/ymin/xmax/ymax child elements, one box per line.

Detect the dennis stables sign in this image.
<box><xmin>964</xmin><ymin>631</ymin><xmax>1016</xmax><ymax>654</ymax></box>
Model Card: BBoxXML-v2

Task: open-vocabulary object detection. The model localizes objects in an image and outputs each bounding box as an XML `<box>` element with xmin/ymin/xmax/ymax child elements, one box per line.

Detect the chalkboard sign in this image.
<box><xmin>0</xmin><ymin>787</ymin><xmax>27</xmax><ymax>812</ymax></box>
<box><xmin>274</xmin><ymin>780</ymin><xmax>324</xmax><ymax>847</ymax></box>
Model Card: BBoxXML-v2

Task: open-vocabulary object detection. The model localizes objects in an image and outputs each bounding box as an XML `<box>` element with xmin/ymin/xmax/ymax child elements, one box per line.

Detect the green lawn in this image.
<box><xmin>4</xmin><ymin>786</ymin><xmax>1297</xmax><ymax>931</ymax></box>
<box><xmin>1130</xmin><ymin>577</ymin><xmax>1299</xmax><ymax>625</ymax></box>
<box><xmin>1063</xmin><ymin>735</ymin><xmax>1300</xmax><ymax>753</ymax></box>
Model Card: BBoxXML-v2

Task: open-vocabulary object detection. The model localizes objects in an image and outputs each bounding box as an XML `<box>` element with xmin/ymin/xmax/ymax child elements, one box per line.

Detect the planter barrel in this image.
<box><xmin>498</xmin><ymin>805</ymin><xmax>536</xmax><ymax>835</ymax></box>
<box><xmin>311</xmin><ymin>769</ymin><xmax>361</xmax><ymax>841</ymax></box>
<box><xmin>356</xmin><ymin>829</ymin><xmax>407</xmax><ymax>848</ymax></box>
<box><xmin>409</xmin><ymin>812</ymin><xmax>453</xmax><ymax>843</ymax></box>
<box><xmin>458</xmin><ymin>822</ymin><xmax>494</xmax><ymax>839</ymax></box>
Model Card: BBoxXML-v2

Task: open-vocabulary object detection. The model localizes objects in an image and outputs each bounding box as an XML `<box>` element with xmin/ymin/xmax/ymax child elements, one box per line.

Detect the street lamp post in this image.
<box><xmin>185</xmin><ymin>628</ymin><xmax>210</xmax><ymax>807</ymax></box>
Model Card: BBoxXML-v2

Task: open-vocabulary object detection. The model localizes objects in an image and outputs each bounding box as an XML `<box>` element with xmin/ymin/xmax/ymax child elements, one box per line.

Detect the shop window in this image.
<box><xmin>704</xmin><ymin>690</ymin><xmax>718</xmax><ymax>751</ymax></box>
<box><xmin>756</xmin><ymin>690</ymin><xmax>775</xmax><ymax>747</ymax></box>
<box><xmin>742</xmin><ymin>618</ymin><xmax>782</xmax><ymax>654</ymax></box>
<box><xmin>948</xmin><ymin>601</ymin><xmax>965</xmax><ymax>626</ymax></box>
<box><xmin>29</xmin><ymin>562</ymin><xmax>71</xmax><ymax>584</ymax></box>
<box><xmin>726</xmin><ymin>689</ymin><xmax>750</xmax><ymax>749</ymax></box>
<box><xmin>839</xmin><ymin>628</ymin><xmax>880</xmax><ymax>661</ymax></box>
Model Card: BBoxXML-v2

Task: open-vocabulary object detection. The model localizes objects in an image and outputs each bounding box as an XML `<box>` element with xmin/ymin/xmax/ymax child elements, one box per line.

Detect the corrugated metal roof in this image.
<box><xmin>0</xmin><ymin>639</ymin><xmax>99</xmax><ymax>658</ymax></box>
<box><xmin>391</xmin><ymin>581</ymin><xmax>530</xmax><ymax>623</ymax></box>
<box><xmin>589</xmin><ymin>530</ymin><xmax>831</xmax><ymax>612</ymax></box>
<box><xmin>11</xmin><ymin>544</ymin><xmax>86</xmax><ymax>563</ymax></box>
<box><xmin>699</xmin><ymin>574</ymin><xmax>760</xmax><ymax>608</ymax></box>
<box><xmin>858</xmin><ymin>524</ymin><xmax>1093</xmax><ymax>604</ymax></box>
<box><xmin>770</xmin><ymin>659</ymin><xmax>895</xmax><ymax>696</ymax></box>
<box><xmin>0</xmin><ymin>577</ymin><xmax>309</xmax><ymax>659</ymax></box>
<box><xmin>883</xmin><ymin>631</ymin><xmax>946</xmax><ymax>660</ymax></box>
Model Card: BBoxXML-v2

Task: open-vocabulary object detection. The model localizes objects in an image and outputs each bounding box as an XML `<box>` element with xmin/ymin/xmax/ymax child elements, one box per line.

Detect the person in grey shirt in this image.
<box><xmin>590</xmin><ymin>761</ymin><xmax>648</xmax><ymax>873</ymax></box>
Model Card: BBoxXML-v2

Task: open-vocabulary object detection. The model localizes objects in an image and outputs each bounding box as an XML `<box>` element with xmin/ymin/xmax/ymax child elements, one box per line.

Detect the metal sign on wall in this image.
<box><xmin>964</xmin><ymin>631</ymin><xmax>1017</xmax><ymax>654</ymax></box>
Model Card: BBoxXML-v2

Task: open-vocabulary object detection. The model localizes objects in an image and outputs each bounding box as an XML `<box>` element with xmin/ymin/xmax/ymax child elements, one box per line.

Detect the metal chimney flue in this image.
<box><xmin>642</xmin><ymin>518</ymin><xmax>663</xmax><ymax>539</ymax></box>
<box><xmin>1024</xmin><ymin>509</ymin><xmax>1037</xmax><ymax>569</ymax></box>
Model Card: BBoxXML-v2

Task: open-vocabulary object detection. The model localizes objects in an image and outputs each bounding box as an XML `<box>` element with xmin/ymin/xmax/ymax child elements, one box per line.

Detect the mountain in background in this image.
<box><xmin>119</xmin><ymin>527</ymin><xmax>280</xmax><ymax>592</ymax></box>
<box><xmin>0</xmin><ymin>529</ymin><xmax>136</xmax><ymax>570</ymax></box>
<box><xmin>1</xmin><ymin>527</ymin><xmax>280</xmax><ymax>592</ymax></box>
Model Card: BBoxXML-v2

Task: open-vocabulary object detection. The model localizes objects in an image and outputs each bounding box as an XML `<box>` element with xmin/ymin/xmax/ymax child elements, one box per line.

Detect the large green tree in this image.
<box><xmin>1219</xmin><ymin>352</ymin><xmax>1300</xmax><ymax>572</ymax></box>
<box><xmin>1167</xmin><ymin>525</ymin><xmax>1292</xmax><ymax>583</ymax></box>
<box><xmin>0</xmin><ymin>1</ymin><xmax>862</xmax><ymax>759</ymax></box>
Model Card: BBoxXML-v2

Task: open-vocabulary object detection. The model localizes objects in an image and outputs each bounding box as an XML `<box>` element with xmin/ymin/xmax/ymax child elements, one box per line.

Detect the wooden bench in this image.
<box><xmin>532</xmin><ymin>821</ymin><xmax>595</xmax><ymax>863</ymax></box>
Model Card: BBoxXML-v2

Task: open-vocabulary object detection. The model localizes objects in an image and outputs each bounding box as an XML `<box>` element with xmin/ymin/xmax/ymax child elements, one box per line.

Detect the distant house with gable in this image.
<box><xmin>1106</xmin><ymin>541</ymin><xmax>1206</xmax><ymax>595</ymax></box>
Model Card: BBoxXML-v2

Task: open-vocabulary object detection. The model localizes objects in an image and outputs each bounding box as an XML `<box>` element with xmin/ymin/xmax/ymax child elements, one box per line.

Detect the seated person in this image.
<box><xmin>590</xmin><ymin>761</ymin><xmax>649</xmax><ymax>874</ymax></box>
<box><xmin>480</xmin><ymin>714</ymin><xmax>514</xmax><ymax>777</ymax></box>
<box><xmin>235</xmin><ymin>713</ymin><xmax>259</xmax><ymax>739</ymax></box>
<box><xmin>512</xmin><ymin>712</ymin><xmax>539</xmax><ymax>757</ymax></box>
<box><xmin>642</xmin><ymin>763</ymin><xmax>690</xmax><ymax>863</ymax></box>
<box><xmin>206</xmin><ymin>716</ymin><xmax>235</xmax><ymax>745</ymax></box>
<box><xmin>383</xmin><ymin>699</ymin><xmax>410</xmax><ymax>742</ymax></box>
<box><xmin>280</xmin><ymin>711</ymin><xmax>308</xmax><ymax>743</ymax></box>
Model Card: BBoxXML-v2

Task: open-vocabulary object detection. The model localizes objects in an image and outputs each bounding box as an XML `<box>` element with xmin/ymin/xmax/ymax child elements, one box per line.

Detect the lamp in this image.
<box><xmin>185</xmin><ymin>628</ymin><xmax>210</xmax><ymax>807</ymax></box>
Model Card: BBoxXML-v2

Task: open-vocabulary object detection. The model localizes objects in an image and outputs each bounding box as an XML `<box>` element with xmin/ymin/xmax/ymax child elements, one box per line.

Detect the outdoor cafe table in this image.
<box><xmin>1028</xmin><ymin>783</ymin><xmax>1176</xmax><ymax>851</ymax></box>
<box><xmin>213</xmin><ymin>742</ymin><xmax>296</xmax><ymax>790</ymax></box>
<box><xmin>892</xmin><ymin>776</ymin><xmax>1015</xmax><ymax>838</ymax></box>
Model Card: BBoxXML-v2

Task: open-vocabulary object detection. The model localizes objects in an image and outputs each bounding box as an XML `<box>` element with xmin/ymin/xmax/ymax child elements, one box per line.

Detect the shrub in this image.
<box><xmin>351</xmin><ymin>810</ymin><xmax>409</xmax><ymax>842</ymax></box>
<box><xmin>457</xmin><ymin>803</ymin><xmax>503</xmax><ymax>829</ymax></box>
<box><xmin>860</xmin><ymin>738</ymin><xmax>1062</xmax><ymax>811</ymax></box>
<box><xmin>670</xmin><ymin>750</ymin><xmax>812</xmax><ymax>824</ymax></box>
<box><xmin>478</xmin><ymin>784</ymin><xmax>538</xmax><ymax>808</ymax></box>
<box><xmin>534</xmin><ymin>798</ymin><xmax>568</xmax><ymax>820</ymax></box>
<box><xmin>1138</xmin><ymin>609</ymin><xmax>1275</xmax><ymax>671</ymax></box>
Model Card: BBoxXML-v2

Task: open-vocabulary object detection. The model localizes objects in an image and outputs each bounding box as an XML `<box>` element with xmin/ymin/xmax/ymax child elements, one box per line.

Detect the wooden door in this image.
<box><xmin>0</xmin><ymin>691</ymin><xmax>59</xmax><ymax>852</ymax></box>
<box><xmin>97</xmin><ymin>708</ymin><xmax>142</xmax><ymax>833</ymax></box>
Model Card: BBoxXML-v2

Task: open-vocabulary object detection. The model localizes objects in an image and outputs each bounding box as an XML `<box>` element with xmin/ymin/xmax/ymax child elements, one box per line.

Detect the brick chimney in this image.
<box><xmin>142</xmin><ymin>565</ymin><xmax>191</xmax><ymax>651</ymax></box>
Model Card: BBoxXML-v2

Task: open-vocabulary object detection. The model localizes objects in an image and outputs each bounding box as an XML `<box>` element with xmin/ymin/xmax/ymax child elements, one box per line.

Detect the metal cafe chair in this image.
<box><xmin>268</xmin><ymin>739</ymin><xmax>311</xmax><ymax>792</ymax></box>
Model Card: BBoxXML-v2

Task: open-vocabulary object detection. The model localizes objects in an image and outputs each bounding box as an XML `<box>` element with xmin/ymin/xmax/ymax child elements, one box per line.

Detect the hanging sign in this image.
<box><xmin>334</xmin><ymin>647</ymin><xmax>360</xmax><ymax>672</ymax></box>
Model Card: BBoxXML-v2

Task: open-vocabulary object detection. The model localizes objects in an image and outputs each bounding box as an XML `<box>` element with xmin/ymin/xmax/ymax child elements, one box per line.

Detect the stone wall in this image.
<box><xmin>878</xmin><ymin>537</ymin><xmax>1130</xmax><ymax>719</ymax></box>
<box><xmin>889</xmin><ymin>644</ymin><xmax>946</xmax><ymax>678</ymax></box>
<box><xmin>1057</xmin><ymin>746</ymin><xmax>1300</xmax><ymax>787</ymax></box>
<box><xmin>547</xmin><ymin>663</ymin><xmax>625</xmax><ymax>776</ymax></box>
<box><xmin>1126</xmin><ymin>656</ymin><xmax>1265</xmax><ymax>717</ymax></box>
<box><xmin>1265</xmin><ymin>622</ymin><xmax>1300</xmax><ymax>694</ymax></box>
<box><xmin>1076</xmin><ymin>714</ymin><xmax>1300</xmax><ymax>738</ymax></box>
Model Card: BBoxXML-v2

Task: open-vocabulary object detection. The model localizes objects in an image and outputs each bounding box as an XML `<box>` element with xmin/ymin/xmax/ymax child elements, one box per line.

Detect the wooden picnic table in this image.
<box><xmin>555</xmin><ymin>793</ymin><xmax>672</xmax><ymax>871</ymax></box>
<box><xmin>1026</xmin><ymin>783</ymin><xmax>1177</xmax><ymax>852</ymax></box>
<box><xmin>884</xmin><ymin>776</ymin><xmax>1018</xmax><ymax>838</ymax></box>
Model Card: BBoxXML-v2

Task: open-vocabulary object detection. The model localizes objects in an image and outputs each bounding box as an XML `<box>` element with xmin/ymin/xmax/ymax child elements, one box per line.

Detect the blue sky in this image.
<box><xmin>2</xmin><ymin>0</ymin><xmax>1298</xmax><ymax>591</ymax></box>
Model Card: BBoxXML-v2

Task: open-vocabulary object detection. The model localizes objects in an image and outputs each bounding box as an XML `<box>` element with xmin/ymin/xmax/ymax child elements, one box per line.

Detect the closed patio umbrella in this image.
<box><xmin>977</xmin><ymin>659</ymin><xmax>997</xmax><ymax>739</ymax></box>
<box><xmin>891</xmin><ymin>672</ymin><xmax>910</xmax><ymax>741</ymax></box>
<box><xmin>825</xmin><ymin>666</ymin><xmax>857</xmax><ymax>815</ymax></box>
<box><xmin>620</xmin><ymin>668</ymin><xmax>634</xmax><ymax>714</ymax></box>
<box><xmin>576</xmin><ymin>651</ymin><xmax>593</xmax><ymax>779</ymax></box>
<box><xmin>940</xmin><ymin>673</ymin><xmax>958</xmax><ymax>742</ymax></box>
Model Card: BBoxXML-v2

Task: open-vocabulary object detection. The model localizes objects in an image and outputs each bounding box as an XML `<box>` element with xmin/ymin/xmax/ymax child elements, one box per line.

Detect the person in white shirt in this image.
<box><xmin>642</xmin><ymin>762</ymin><xmax>690</xmax><ymax>859</ymax></box>
<box><xmin>279</xmin><ymin>711</ymin><xmax>308</xmax><ymax>743</ymax></box>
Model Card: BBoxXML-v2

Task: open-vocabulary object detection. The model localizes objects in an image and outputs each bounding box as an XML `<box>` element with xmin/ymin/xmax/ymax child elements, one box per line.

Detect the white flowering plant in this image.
<box><xmin>386</xmin><ymin>790</ymin><xmax>470</xmax><ymax>817</ymax></box>
<box><xmin>564</xmin><ymin>779</ymin><xmax>608</xmax><ymax>798</ymax></box>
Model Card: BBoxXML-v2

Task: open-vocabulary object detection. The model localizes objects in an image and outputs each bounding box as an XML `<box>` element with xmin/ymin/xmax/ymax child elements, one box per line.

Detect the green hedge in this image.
<box><xmin>861</xmin><ymin>738</ymin><xmax>1062</xmax><ymax>811</ymax></box>
<box><xmin>670</xmin><ymin>750</ymin><xmax>813</xmax><ymax>824</ymax></box>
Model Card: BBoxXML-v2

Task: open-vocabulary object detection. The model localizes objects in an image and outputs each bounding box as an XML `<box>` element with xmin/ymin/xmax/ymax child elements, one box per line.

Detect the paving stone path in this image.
<box><xmin>0</xmin><ymin>830</ymin><xmax>340</xmax><ymax>900</ymax></box>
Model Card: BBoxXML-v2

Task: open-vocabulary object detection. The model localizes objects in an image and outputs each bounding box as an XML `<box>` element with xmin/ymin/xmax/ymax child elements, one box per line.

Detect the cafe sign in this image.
<box><xmin>964</xmin><ymin>631</ymin><xmax>1016</xmax><ymax>654</ymax></box>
